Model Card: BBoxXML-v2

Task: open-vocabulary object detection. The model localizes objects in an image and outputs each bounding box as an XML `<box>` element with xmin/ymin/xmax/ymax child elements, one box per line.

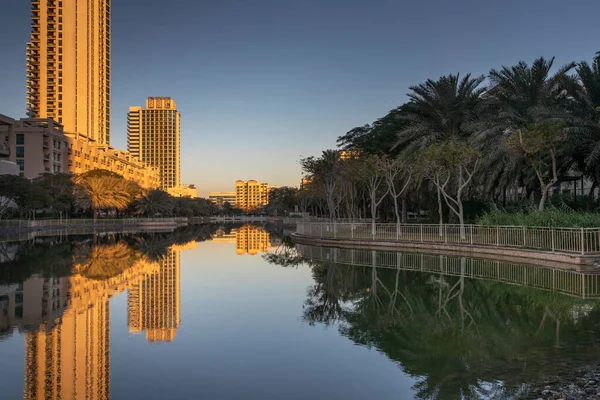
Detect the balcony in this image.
<box><xmin>44</xmin><ymin>154</ymin><xmax>50</xmax><ymax>161</ymax></box>
<box><xmin>43</xmin><ymin>141</ymin><xmax>49</xmax><ymax>148</ymax></box>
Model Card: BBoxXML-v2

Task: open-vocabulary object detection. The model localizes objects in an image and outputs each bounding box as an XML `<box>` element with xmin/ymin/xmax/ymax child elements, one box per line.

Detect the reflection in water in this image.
<box><xmin>279</xmin><ymin>244</ymin><xmax>600</xmax><ymax>399</ymax></box>
<box><xmin>0</xmin><ymin>232</ymin><xmax>197</xmax><ymax>400</ymax></box>
<box><xmin>210</xmin><ymin>225</ymin><xmax>275</xmax><ymax>255</ymax></box>
<box><xmin>128</xmin><ymin>242</ymin><xmax>196</xmax><ymax>342</ymax></box>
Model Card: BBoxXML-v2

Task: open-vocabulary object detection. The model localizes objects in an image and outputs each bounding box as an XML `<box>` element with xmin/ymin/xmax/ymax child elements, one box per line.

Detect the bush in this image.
<box><xmin>477</xmin><ymin>207</ymin><xmax>600</xmax><ymax>228</ymax></box>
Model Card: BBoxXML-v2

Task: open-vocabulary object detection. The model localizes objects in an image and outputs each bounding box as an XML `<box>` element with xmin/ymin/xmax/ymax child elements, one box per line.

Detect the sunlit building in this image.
<box><xmin>0</xmin><ymin>115</ymin><xmax>159</xmax><ymax>188</ymax></box>
<box><xmin>167</xmin><ymin>184</ymin><xmax>197</xmax><ymax>198</ymax></box>
<box><xmin>209</xmin><ymin>191</ymin><xmax>236</xmax><ymax>207</ymax></box>
<box><xmin>127</xmin><ymin>97</ymin><xmax>181</xmax><ymax>190</ymax></box>
<box><xmin>235</xmin><ymin>225</ymin><xmax>271</xmax><ymax>255</ymax></box>
<box><xmin>235</xmin><ymin>180</ymin><xmax>269</xmax><ymax>210</ymax></box>
<box><xmin>26</xmin><ymin>0</ymin><xmax>111</xmax><ymax>145</ymax></box>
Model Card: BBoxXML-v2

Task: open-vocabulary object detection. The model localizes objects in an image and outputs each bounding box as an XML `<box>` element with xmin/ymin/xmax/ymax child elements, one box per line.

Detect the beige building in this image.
<box><xmin>27</xmin><ymin>0</ymin><xmax>111</xmax><ymax>145</ymax></box>
<box><xmin>128</xmin><ymin>97</ymin><xmax>181</xmax><ymax>190</ymax></box>
<box><xmin>209</xmin><ymin>191</ymin><xmax>236</xmax><ymax>207</ymax></box>
<box><xmin>0</xmin><ymin>115</ymin><xmax>159</xmax><ymax>188</ymax></box>
<box><xmin>167</xmin><ymin>184</ymin><xmax>197</xmax><ymax>198</ymax></box>
<box><xmin>235</xmin><ymin>180</ymin><xmax>270</xmax><ymax>210</ymax></box>
<box><xmin>0</xmin><ymin>116</ymin><xmax>70</xmax><ymax>177</ymax></box>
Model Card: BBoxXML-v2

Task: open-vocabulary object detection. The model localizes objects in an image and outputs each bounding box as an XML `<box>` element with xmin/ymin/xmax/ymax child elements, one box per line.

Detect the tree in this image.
<box><xmin>395</xmin><ymin>74</ymin><xmax>485</xmax><ymax>158</ymax></box>
<box><xmin>266</xmin><ymin>186</ymin><xmax>298</xmax><ymax>216</ymax></box>
<box><xmin>300</xmin><ymin>150</ymin><xmax>342</xmax><ymax>221</ymax></box>
<box><xmin>360</xmin><ymin>155</ymin><xmax>389</xmax><ymax>236</ymax></box>
<box><xmin>506</xmin><ymin>122</ymin><xmax>566</xmax><ymax>210</ymax></box>
<box><xmin>479</xmin><ymin>56</ymin><xmax>575</xmax><ymax>205</ymax></box>
<box><xmin>377</xmin><ymin>155</ymin><xmax>411</xmax><ymax>225</ymax></box>
<box><xmin>33</xmin><ymin>173</ymin><xmax>76</xmax><ymax>218</ymax></box>
<box><xmin>421</xmin><ymin>141</ymin><xmax>480</xmax><ymax>239</ymax></box>
<box><xmin>133</xmin><ymin>189</ymin><xmax>174</xmax><ymax>217</ymax></box>
<box><xmin>0</xmin><ymin>175</ymin><xmax>31</xmax><ymax>218</ymax></box>
<box><xmin>74</xmin><ymin>173</ymin><xmax>134</xmax><ymax>219</ymax></box>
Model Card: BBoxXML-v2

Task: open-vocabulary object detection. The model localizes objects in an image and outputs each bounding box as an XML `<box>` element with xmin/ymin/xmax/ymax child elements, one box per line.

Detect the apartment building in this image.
<box><xmin>26</xmin><ymin>0</ymin><xmax>111</xmax><ymax>145</ymax></box>
<box><xmin>0</xmin><ymin>117</ymin><xmax>69</xmax><ymax>178</ymax></box>
<box><xmin>127</xmin><ymin>97</ymin><xmax>181</xmax><ymax>190</ymax></box>
<box><xmin>235</xmin><ymin>180</ymin><xmax>270</xmax><ymax>210</ymax></box>
<box><xmin>0</xmin><ymin>115</ymin><xmax>159</xmax><ymax>188</ymax></box>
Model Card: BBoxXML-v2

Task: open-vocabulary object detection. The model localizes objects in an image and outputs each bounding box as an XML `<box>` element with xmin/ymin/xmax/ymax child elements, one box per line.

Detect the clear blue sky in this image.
<box><xmin>1</xmin><ymin>0</ymin><xmax>599</xmax><ymax>196</ymax></box>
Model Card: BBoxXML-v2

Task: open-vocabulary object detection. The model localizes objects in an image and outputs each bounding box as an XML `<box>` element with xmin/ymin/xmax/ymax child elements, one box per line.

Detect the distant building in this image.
<box><xmin>209</xmin><ymin>191</ymin><xmax>236</xmax><ymax>207</ymax></box>
<box><xmin>27</xmin><ymin>0</ymin><xmax>111</xmax><ymax>145</ymax></box>
<box><xmin>339</xmin><ymin>150</ymin><xmax>360</xmax><ymax>160</ymax></box>
<box><xmin>0</xmin><ymin>114</ymin><xmax>159</xmax><ymax>188</ymax></box>
<box><xmin>167</xmin><ymin>185</ymin><xmax>197</xmax><ymax>198</ymax></box>
<box><xmin>235</xmin><ymin>180</ymin><xmax>269</xmax><ymax>210</ymax></box>
<box><xmin>127</xmin><ymin>97</ymin><xmax>181</xmax><ymax>190</ymax></box>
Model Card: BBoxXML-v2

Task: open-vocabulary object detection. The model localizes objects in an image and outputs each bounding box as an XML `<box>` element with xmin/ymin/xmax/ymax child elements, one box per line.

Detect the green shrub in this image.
<box><xmin>477</xmin><ymin>207</ymin><xmax>600</xmax><ymax>228</ymax></box>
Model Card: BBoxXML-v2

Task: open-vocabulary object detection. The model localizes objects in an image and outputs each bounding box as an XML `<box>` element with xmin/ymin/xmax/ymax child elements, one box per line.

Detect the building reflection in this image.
<box><xmin>210</xmin><ymin>225</ymin><xmax>273</xmax><ymax>255</ymax></box>
<box><xmin>127</xmin><ymin>242</ymin><xmax>195</xmax><ymax>342</ymax></box>
<box><xmin>0</xmin><ymin>240</ymin><xmax>193</xmax><ymax>399</ymax></box>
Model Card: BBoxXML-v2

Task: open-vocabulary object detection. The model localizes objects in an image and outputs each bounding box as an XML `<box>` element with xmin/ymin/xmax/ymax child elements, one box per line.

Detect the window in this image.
<box><xmin>16</xmin><ymin>159</ymin><xmax>24</xmax><ymax>171</ymax></box>
<box><xmin>16</xmin><ymin>134</ymin><xmax>24</xmax><ymax>145</ymax></box>
<box><xmin>16</xmin><ymin>146</ymin><xmax>24</xmax><ymax>157</ymax></box>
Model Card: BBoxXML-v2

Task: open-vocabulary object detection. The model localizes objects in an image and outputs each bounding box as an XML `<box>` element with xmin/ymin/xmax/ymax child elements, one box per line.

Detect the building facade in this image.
<box><xmin>0</xmin><ymin>117</ymin><xmax>69</xmax><ymax>178</ymax></box>
<box><xmin>27</xmin><ymin>0</ymin><xmax>111</xmax><ymax>145</ymax></box>
<box><xmin>0</xmin><ymin>115</ymin><xmax>159</xmax><ymax>188</ymax></box>
<box><xmin>127</xmin><ymin>97</ymin><xmax>181</xmax><ymax>190</ymax></box>
<box><xmin>208</xmin><ymin>191</ymin><xmax>236</xmax><ymax>207</ymax></box>
<box><xmin>235</xmin><ymin>180</ymin><xmax>270</xmax><ymax>210</ymax></box>
<box><xmin>167</xmin><ymin>185</ymin><xmax>196</xmax><ymax>198</ymax></box>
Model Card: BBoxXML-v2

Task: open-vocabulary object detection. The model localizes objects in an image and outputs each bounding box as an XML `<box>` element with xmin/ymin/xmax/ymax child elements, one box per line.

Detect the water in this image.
<box><xmin>1</xmin><ymin>224</ymin><xmax>600</xmax><ymax>400</ymax></box>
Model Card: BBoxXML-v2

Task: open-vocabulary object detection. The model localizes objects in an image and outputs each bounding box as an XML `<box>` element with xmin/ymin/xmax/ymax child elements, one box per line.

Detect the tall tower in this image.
<box><xmin>127</xmin><ymin>97</ymin><xmax>181</xmax><ymax>189</ymax></box>
<box><xmin>26</xmin><ymin>0</ymin><xmax>111</xmax><ymax>145</ymax></box>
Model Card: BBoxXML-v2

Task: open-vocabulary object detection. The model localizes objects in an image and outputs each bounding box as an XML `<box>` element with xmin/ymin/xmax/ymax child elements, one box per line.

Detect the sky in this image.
<box><xmin>0</xmin><ymin>0</ymin><xmax>599</xmax><ymax>197</ymax></box>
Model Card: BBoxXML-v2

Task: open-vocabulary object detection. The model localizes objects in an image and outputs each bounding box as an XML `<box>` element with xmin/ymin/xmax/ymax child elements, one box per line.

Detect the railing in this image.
<box><xmin>0</xmin><ymin>217</ymin><xmax>189</xmax><ymax>229</ymax></box>
<box><xmin>296</xmin><ymin>244</ymin><xmax>600</xmax><ymax>299</ymax></box>
<box><xmin>296</xmin><ymin>222</ymin><xmax>600</xmax><ymax>256</ymax></box>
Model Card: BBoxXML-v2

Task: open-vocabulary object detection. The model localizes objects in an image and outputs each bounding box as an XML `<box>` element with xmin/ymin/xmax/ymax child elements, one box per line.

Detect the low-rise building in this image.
<box><xmin>0</xmin><ymin>115</ymin><xmax>159</xmax><ymax>188</ymax></box>
<box><xmin>167</xmin><ymin>184</ymin><xmax>197</xmax><ymax>198</ymax></box>
<box><xmin>235</xmin><ymin>180</ymin><xmax>269</xmax><ymax>210</ymax></box>
<box><xmin>209</xmin><ymin>191</ymin><xmax>236</xmax><ymax>207</ymax></box>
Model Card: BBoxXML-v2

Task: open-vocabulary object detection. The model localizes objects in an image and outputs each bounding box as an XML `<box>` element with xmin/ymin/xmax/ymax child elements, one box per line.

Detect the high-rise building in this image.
<box><xmin>127</xmin><ymin>97</ymin><xmax>181</xmax><ymax>189</ymax></box>
<box><xmin>26</xmin><ymin>0</ymin><xmax>111</xmax><ymax>145</ymax></box>
<box><xmin>235</xmin><ymin>180</ymin><xmax>270</xmax><ymax>210</ymax></box>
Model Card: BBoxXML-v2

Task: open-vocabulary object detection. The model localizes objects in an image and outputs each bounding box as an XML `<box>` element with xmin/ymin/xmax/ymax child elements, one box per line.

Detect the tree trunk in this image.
<box><xmin>401</xmin><ymin>194</ymin><xmax>408</xmax><ymax>224</ymax></box>
<box><xmin>587</xmin><ymin>181</ymin><xmax>597</xmax><ymax>211</ymax></box>
<box><xmin>437</xmin><ymin>186</ymin><xmax>443</xmax><ymax>237</ymax></box>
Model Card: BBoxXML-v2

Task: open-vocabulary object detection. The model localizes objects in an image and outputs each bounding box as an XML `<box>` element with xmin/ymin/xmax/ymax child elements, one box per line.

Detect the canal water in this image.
<box><xmin>1</xmin><ymin>224</ymin><xmax>600</xmax><ymax>399</ymax></box>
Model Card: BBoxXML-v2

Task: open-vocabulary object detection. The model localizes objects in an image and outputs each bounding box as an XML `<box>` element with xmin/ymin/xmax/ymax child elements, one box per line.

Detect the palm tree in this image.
<box><xmin>394</xmin><ymin>73</ymin><xmax>485</xmax><ymax>157</ymax></box>
<box><xmin>395</xmin><ymin>73</ymin><xmax>485</xmax><ymax>228</ymax></box>
<box><xmin>477</xmin><ymin>56</ymin><xmax>576</xmax><ymax>209</ymax></box>
<box><xmin>564</xmin><ymin>52</ymin><xmax>600</xmax><ymax>197</ymax></box>
<box><xmin>75</xmin><ymin>174</ymin><xmax>134</xmax><ymax>220</ymax></box>
<box><xmin>133</xmin><ymin>189</ymin><xmax>174</xmax><ymax>217</ymax></box>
